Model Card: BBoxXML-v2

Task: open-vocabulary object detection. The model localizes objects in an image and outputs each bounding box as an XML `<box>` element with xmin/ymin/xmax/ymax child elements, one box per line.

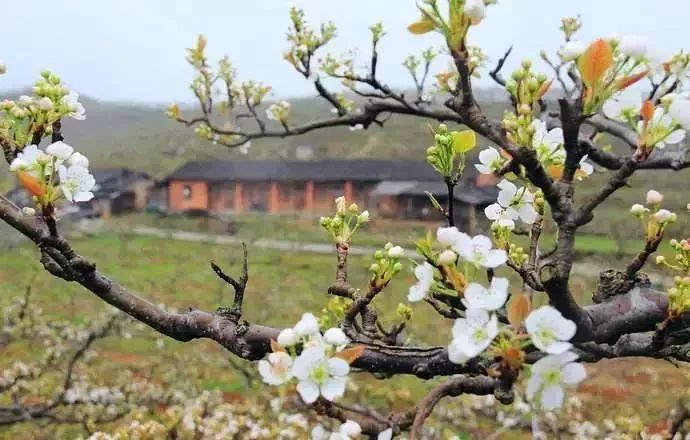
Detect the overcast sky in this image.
<box><xmin>0</xmin><ymin>1</ymin><xmax>685</xmax><ymax>103</ymax></box>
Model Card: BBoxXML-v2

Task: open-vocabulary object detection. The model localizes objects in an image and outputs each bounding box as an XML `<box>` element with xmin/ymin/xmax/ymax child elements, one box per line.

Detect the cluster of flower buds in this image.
<box><xmin>320</xmin><ymin>196</ymin><xmax>369</xmax><ymax>244</ymax></box>
<box><xmin>559</xmin><ymin>16</ymin><xmax>583</xmax><ymax>41</ymax></box>
<box><xmin>657</xmin><ymin>238</ymin><xmax>690</xmax><ymax>274</ymax></box>
<box><xmin>408</xmin><ymin>0</ymin><xmax>490</xmax><ymax>52</ymax></box>
<box><xmin>666</xmin><ymin>276</ymin><xmax>690</xmax><ymax>318</ymax></box>
<box><xmin>425</xmin><ymin>123</ymin><xmax>476</xmax><ymax>178</ymax></box>
<box><xmin>283</xmin><ymin>7</ymin><xmax>337</xmax><ymax>77</ymax></box>
<box><xmin>265</xmin><ymin>101</ymin><xmax>291</xmax><ymax>123</ymax></box>
<box><xmin>630</xmin><ymin>190</ymin><xmax>677</xmax><ymax>239</ymax></box>
<box><xmin>0</xmin><ymin>71</ymin><xmax>85</xmax><ymax>151</ymax></box>
<box><xmin>503</xmin><ymin>60</ymin><xmax>551</xmax><ymax>145</ymax></box>
<box><xmin>369</xmin><ymin>242</ymin><xmax>405</xmax><ymax>287</ymax></box>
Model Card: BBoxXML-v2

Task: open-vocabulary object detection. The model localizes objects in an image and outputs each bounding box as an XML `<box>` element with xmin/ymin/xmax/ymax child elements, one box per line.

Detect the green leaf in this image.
<box><xmin>452</xmin><ymin>129</ymin><xmax>476</xmax><ymax>153</ymax></box>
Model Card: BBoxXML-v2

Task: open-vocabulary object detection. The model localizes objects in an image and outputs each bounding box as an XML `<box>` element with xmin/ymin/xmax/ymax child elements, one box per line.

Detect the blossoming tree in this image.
<box><xmin>2</xmin><ymin>0</ymin><xmax>690</xmax><ymax>438</ymax></box>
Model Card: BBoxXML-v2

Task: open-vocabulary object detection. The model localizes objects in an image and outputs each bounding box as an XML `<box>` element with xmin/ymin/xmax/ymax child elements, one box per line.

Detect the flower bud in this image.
<box><xmin>320</xmin><ymin>216</ymin><xmax>331</xmax><ymax>227</ymax></box>
<box><xmin>374</xmin><ymin>250</ymin><xmax>384</xmax><ymax>259</ymax></box>
<box><xmin>369</xmin><ymin>263</ymin><xmax>380</xmax><ymax>273</ymax></box>
<box><xmin>646</xmin><ymin>190</ymin><xmax>663</xmax><ymax>204</ymax></box>
<box><xmin>388</xmin><ymin>245</ymin><xmax>405</xmax><ymax>258</ymax></box>
<box><xmin>438</xmin><ymin>249</ymin><xmax>457</xmax><ymax>265</ymax></box>
<box><xmin>392</xmin><ymin>262</ymin><xmax>403</xmax><ymax>272</ymax></box>
<box><xmin>359</xmin><ymin>210</ymin><xmax>370</xmax><ymax>223</ymax></box>
<box><xmin>656</xmin><ymin>255</ymin><xmax>666</xmax><ymax>264</ymax></box>
<box><xmin>21</xmin><ymin>207</ymin><xmax>36</xmax><ymax>216</ymax></box>
<box><xmin>348</xmin><ymin>203</ymin><xmax>359</xmax><ymax>214</ymax></box>
<box><xmin>277</xmin><ymin>328</ymin><xmax>298</xmax><ymax>347</ymax></box>
<box><xmin>630</xmin><ymin>204</ymin><xmax>647</xmax><ymax>216</ymax></box>
<box><xmin>438</xmin><ymin>123</ymin><xmax>448</xmax><ymax>133</ymax></box>
<box><xmin>653</xmin><ymin>209</ymin><xmax>674</xmax><ymax>223</ymax></box>
<box><xmin>335</xmin><ymin>196</ymin><xmax>347</xmax><ymax>214</ymax></box>
<box><xmin>324</xmin><ymin>328</ymin><xmax>349</xmax><ymax>346</ymax></box>
<box><xmin>521</xmin><ymin>59</ymin><xmax>532</xmax><ymax>70</ymax></box>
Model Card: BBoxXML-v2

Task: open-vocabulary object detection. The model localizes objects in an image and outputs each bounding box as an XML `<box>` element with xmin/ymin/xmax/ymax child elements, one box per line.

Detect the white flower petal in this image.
<box><xmin>320</xmin><ymin>377</ymin><xmax>346</xmax><ymax>401</ymax></box>
<box><xmin>540</xmin><ymin>384</ymin><xmax>565</xmax><ymax>410</ymax></box>
<box><xmin>297</xmin><ymin>380</ymin><xmax>320</xmax><ymax>404</ymax></box>
<box><xmin>327</xmin><ymin>358</ymin><xmax>350</xmax><ymax>377</ymax></box>
<box><xmin>561</xmin><ymin>362</ymin><xmax>587</xmax><ymax>385</ymax></box>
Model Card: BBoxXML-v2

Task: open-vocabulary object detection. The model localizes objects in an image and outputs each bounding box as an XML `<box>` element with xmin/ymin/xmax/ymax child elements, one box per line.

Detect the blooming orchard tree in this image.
<box><xmin>3</xmin><ymin>0</ymin><xmax>690</xmax><ymax>438</ymax></box>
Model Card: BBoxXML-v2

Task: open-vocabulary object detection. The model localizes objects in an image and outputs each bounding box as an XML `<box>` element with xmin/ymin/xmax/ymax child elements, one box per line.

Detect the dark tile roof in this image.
<box><xmin>92</xmin><ymin>168</ymin><xmax>152</xmax><ymax>196</ymax></box>
<box><xmin>371</xmin><ymin>180</ymin><xmax>498</xmax><ymax>205</ymax></box>
<box><xmin>165</xmin><ymin>160</ymin><xmax>441</xmax><ymax>183</ymax></box>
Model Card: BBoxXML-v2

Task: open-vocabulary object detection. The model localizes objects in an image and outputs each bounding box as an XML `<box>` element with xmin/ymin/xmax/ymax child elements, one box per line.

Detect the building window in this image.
<box><xmin>182</xmin><ymin>185</ymin><xmax>192</xmax><ymax>200</ymax></box>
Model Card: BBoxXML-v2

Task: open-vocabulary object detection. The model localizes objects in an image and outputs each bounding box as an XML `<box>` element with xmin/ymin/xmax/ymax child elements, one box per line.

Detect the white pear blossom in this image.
<box><xmin>323</xmin><ymin>328</ymin><xmax>349</xmax><ymax>346</ymax></box>
<box><xmin>485</xmin><ymin>180</ymin><xmax>538</xmax><ymax>229</ymax></box>
<box><xmin>463</xmin><ymin>0</ymin><xmax>486</xmax><ymax>24</ymax></box>
<box><xmin>68</xmin><ymin>152</ymin><xmax>90</xmax><ymax>168</ymax></box>
<box><xmin>603</xmin><ymin>89</ymin><xmax>643</xmax><ymax>121</ymax></box>
<box><xmin>453</xmin><ymin>232</ymin><xmax>507</xmax><ymax>268</ymax></box>
<box><xmin>294</xmin><ymin>313</ymin><xmax>321</xmax><ymax>337</ymax></box>
<box><xmin>61</xmin><ymin>91</ymin><xmax>86</xmax><ymax>120</ymax></box>
<box><xmin>448</xmin><ymin>308</ymin><xmax>498</xmax><ymax>364</ymax></box>
<box><xmin>474</xmin><ymin>147</ymin><xmax>505</xmax><ymax>174</ymax></box>
<box><xmin>559</xmin><ymin>40</ymin><xmax>586</xmax><ymax>61</ymax></box>
<box><xmin>578</xmin><ymin>156</ymin><xmax>594</xmax><ymax>177</ymax></box>
<box><xmin>532</xmin><ymin>119</ymin><xmax>565</xmax><ymax>166</ymax></box>
<box><xmin>266</xmin><ymin>101</ymin><xmax>291</xmax><ymax>122</ymax></box>
<box><xmin>337</xmin><ymin>420</ymin><xmax>361</xmax><ymax>438</ymax></box>
<box><xmin>669</xmin><ymin>93</ymin><xmax>690</xmax><ymax>129</ymax></box>
<box><xmin>408</xmin><ymin>262</ymin><xmax>434</xmax><ymax>302</ymax></box>
<box><xmin>9</xmin><ymin>145</ymin><xmax>45</xmax><ymax>174</ymax></box>
<box><xmin>637</xmin><ymin>108</ymin><xmax>686</xmax><ymax>148</ymax></box>
<box><xmin>437</xmin><ymin>226</ymin><xmax>463</xmax><ymax>247</ymax></box>
<box><xmin>387</xmin><ymin>245</ymin><xmax>405</xmax><ymax>258</ymax></box>
<box><xmin>277</xmin><ymin>328</ymin><xmax>298</xmax><ymax>347</ymax></box>
<box><xmin>58</xmin><ymin>165</ymin><xmax>95</xmax><ymax>203</ymax></box>
<box><xmin>646</xmin><ymin>190</ymin><xmax>663</xmax><ymax>204</ymax></box>
<box><xmin>525</xmin><ymin>306</ymin><xmax>577</xmax><ymax>354</ymax></box>
<box><xmin>618</xmin><ymin>35</ymin><xmax>649</xmax><ymax>59</ymax></box>
<box><xmin>37</xmin><ymin>97</ymin><xmax>54</xmax><ymax>111</ymax></box>
<box><xmin>312</xmin><ymin>425</ymin><xmax>329</xmax><ymax>440</ymax></box>
<box><xmin>292</xmin><ymin>346</ymin><xmax>349</xmax><ymax>404</ymax></box>
<box><xmin>463</xmin><ymin>277</ymin><xmax>509</xmax><ymax>311</ymax></box>
<box><xmin>349</xmin><ymin>124</ymin><xmax>364</xmax><ymax>131</ymax></box>
<box><xmin>258</xmin><ymin>352</ymin><xmax>293</xmax><ymax>385</ymax></box>
<box><xmin>526</xmin><ymin>351</ymin><xmax>586</xmax><ymax>410</ymax></box>
<box><xmin>46</xmin><ymin>141</ymin><xmax>75</xmax><ymax>161</ymax></box>
<box><xmin>239</xmin><ymin>140</ymin><xmax>252</xmax><ymax>155</ymax></box>
<box><xmin>377</xmin><ymin>429</ymin><xmax>393</xmax><ymax>440</ymax></box>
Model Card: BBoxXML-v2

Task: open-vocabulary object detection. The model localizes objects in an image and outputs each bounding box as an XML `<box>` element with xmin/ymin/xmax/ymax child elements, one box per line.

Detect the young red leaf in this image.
<box><xmin>578</xmin><ymin>39</ymin><xmax>614</xmax><ymax>86</ymax></box>
<box><xmin>335</xmin><ymin>345</ymin><xmax>366</xmax><ymax>364</ymax></box>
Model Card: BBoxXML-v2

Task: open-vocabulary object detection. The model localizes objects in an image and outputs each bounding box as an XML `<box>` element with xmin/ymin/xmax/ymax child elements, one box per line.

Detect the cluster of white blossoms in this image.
<box><xmin>258</xmin><ymin>313</ymin><xmax>355</xmax><ymax>405</ymax></box>
<box><xmin>311</xmin><ymin>420</ymin><xmax>393</xmax><ymax>440</ymax></box>
<box><xmin>266</xmin><ymin>100</ymin><xmax>291</xmax><ymax>123</ymax></box>
<box><xmin>9</xmin><ymin>141</ymin><xmax>95</xmax><ymax>203</ymax></box>
<box><xmin>484</xmin><ymin>180</ymin><xmax>537</xmax><ymax>230</ymax></box>
<box><xmin>407</xmin><ymin>225</ymin><xmax>585</xmax><ymax>411</ymax></box>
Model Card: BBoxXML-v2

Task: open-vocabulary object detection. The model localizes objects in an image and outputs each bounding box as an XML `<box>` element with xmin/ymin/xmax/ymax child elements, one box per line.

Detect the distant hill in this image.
<box><xmin>1</xmin><ymin>90</ymin><xmax>688</xmax><ymax>239</ymax></box>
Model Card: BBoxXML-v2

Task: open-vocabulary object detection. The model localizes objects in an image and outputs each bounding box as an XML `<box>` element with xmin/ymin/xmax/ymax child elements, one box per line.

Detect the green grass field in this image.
<box><xmin>1</xmin><ymin>218</ymin><xmax>689</xmax><ymax>439</ymax></box>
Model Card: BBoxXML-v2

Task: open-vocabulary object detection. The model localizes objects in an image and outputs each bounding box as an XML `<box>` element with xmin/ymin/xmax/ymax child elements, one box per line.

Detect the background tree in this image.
<box><xmin>2</xmin><ymin>1</ymin><xmax>690</xmax><ymax>438</ymax></box>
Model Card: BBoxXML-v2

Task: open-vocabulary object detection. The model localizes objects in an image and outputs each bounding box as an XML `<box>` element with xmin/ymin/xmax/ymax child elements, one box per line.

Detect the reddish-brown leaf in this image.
<box><xmin>640</xmin><ymin>100</ymin><xmax>655</xmax><ymax>122</ymax></box>
<box><xmin>615</xmin><ymin>69</ymin><xmax>649</xmax><ymax>91</ymax></box>
<box><xmin>507</xmin><ymin>292</ymin><xmax>531</xmax><ymax>330</ymax></box>
<box><xmin>578</xmin><ymin>39</ymin><xmax>614</xmax><ymax>86</ymax></box>
<box><xmin>535</xmin><ymin>79</ymin><xmax>553</xmax><ymax>100</ymax></box>
<box><xmin>16</xmin><ymin>171</ymin><xmax>44</xmax><ymax>198</ymax></box>
<box><xmin>270</xmin><ymin>339</ymin><xmax>284</xmax><ymax>353</ymax></box>
<box><xmin>336</xmin><ymin>345</ymin><xmax>366</xmax><ymax>364</ymax></box>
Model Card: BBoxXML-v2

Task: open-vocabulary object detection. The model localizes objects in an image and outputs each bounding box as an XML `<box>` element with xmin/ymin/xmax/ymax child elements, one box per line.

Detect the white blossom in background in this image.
<box><xmin>323</xmin><ymin>328</ymin><xmax>349</xmax><ymax>346</ymax></box>
<box><xmin>646</xmin><ymin>190</ymin><xmax>664</xmax><ymax>204</ymax></box>
<box><xmin>266</xmin><ymin>100</ymin><xmax>291</xmax><ymax>122</ymax></box>
<box><xmin>69</xmin><ymin>152</ymin><xmax>90</xmax><ymax>168</ymax></box>
<box><xmin>463</xmin><ymin>277</ymin><xmax>509</xmax><ymax>311</ymax></box>
<box><xmin>463</xmin><ymin>0</ymin><xmax>486</xmax><ymax>24</ymax></box>
<box><xmin>559</xmin><ymin>40</ymin><xmax>586</xmax><ymax>61</ymax></box>
<box><xmin>525</xmin><ymin>306</ymin><xmax>577</xmax><ymax>354</ymax></box>
<box><xmin>438</xmin><ymin>249</ymin><xmax>457</xmax><ymax>265</ymax></box>
<box><xmin>258</xmin><ymin>352</ymin><xmax>294</xmax><ymax>385</ymax></box>
<box><xmin>292</xmin><ymin>346</ymin><xmax>349</xmax><ymax>404</ymax></box>
<box><xmin>277</xmin><ymin>328</ymin><xmax>299</xmax><ymax>347</ymax></box>
<box><xmin>349</xmin><ymin>124</ymin><xmax>364</xmax><ymax>131</ymax></box>
<box><xmin>642</xmin><ymin>108</ymin><xmax>686</xmax><ymax>148</ymax></box>
<box><xmin>602</xmin><ymin>89</ymin><xmax>643</xmax><ymax>121</ymax></box>
<box><xmin>61</xmin><ymin>90</ymin><xmax>86</xmax><ymax>120</ymax></box>
<box><xmin>474</xmin><ymin>147</ymin><xmax>506</xmax><ymax>174</ymax></box>
<box><xmin>9</xmin><ymin>145</ymin><xmax>46</xmax><ymax>175</ymax></box>
<box><xmin>453</xmin><ymin>232</ymin><xmax>507</xmax><ymax>268</ymax></box>
<box><xmin>377</xmin><ymin>428</ymin><xmax>393</xmax><ymax>440</ymax></box>
<box><xmin>448</xmin><ymin>308</ymin><xmax>498</xmax><ymax>364</ymax></box>
<box><xmin>58</xmin><ymin>164</ymin><xmax>96</xmax><ymax>202</ymax></box>
<box><xmin>408</xmin><ymin>262</ymin><xmax>434</xmax><ymax>302</ymax></box>
<box><xmin>669</xmin><ymin>93</ymin><xmax>690</xmax><ymax>129</ymax></box>
<box><xmin>526</xmin><ymin>351</ymin><xmax>586</xmax><ymax>410</ymax></box>
<box><xmin>387</xmin><ymin>245</ymin><xmax>405</xmax><ymax>258</ymax></box>
<box><xmin>618</xmin><ymin>35</ymin><xmax>649</xmax><ymax>59</ymax></box>
<box><xmin>239</xmin><ymin>140</ymin><xmax>252</xmax><ymax>155</ymax></box>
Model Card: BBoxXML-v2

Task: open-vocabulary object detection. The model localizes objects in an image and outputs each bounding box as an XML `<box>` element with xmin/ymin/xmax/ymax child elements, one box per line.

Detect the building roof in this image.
<box><xmin>92</xmin><ymin>168</ymin><xmax>152</xmax><ymax>197</ymax></box>
<box><xmin>371</xmin><ymin>180</ymin><xmax>498</xmax><ymax>205</ymax></box>
<box><xmin>165</xmin><ymin>160</ymin><xmax>441</xmax><ymax>183</ymax></box>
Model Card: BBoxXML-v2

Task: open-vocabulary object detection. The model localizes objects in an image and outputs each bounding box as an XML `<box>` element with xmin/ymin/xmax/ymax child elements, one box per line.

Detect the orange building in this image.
<box><xmin>164</xmin><ymin>160</ymin><xmax>498</xmax><ymax>228</ymax></box>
